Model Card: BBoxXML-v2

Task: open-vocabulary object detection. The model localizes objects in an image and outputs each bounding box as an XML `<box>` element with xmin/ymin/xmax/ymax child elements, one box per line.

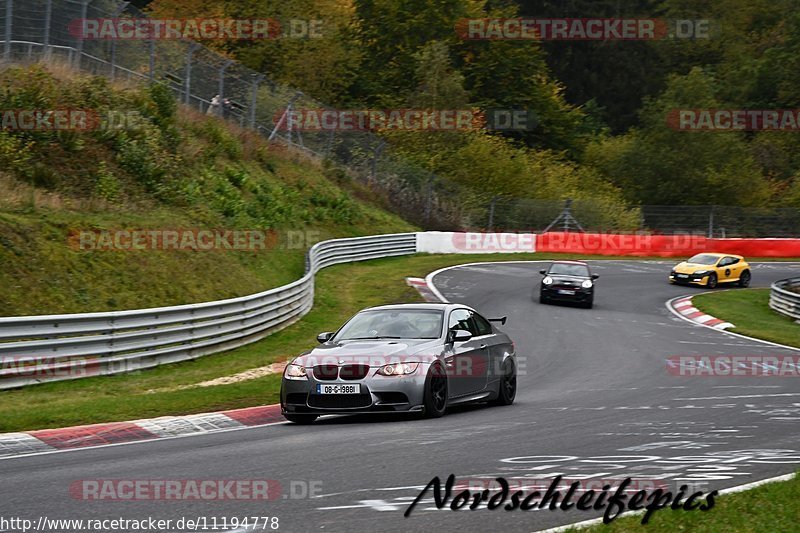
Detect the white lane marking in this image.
<box><xmin>426</xmin><ymin>260</ymin><xmax>557</xmax><ymax>303</ymax></box>
<box><xmin>533</xmin><ymin>472</ymin><xmax>797</xmax><ymax>533</ymax></box>
<box><xmin>712</xmin><ymin>385</ymin><xmax>782</xmax><ymax>389</ymax></box>
<box><xmin>677</xmin><ymin>340</ymin><xmax>768</xmax><ymax>347</ymax></box>
<box><xmin>675</xmin><ymin>393</ymin><xmax>800</xmax><ymax>401</ymax></box>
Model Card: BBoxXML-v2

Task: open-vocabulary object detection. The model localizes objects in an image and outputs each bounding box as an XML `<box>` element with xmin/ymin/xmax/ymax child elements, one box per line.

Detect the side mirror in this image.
<box><xmin>448</xmin><ymin>329</ymin><xmax>473</xmax><ymax>343</ymax></box>
<box><xmin>317</xmin><ymin>331</ymin><xmax>334</xmax><ymax>343</ymax></box>
<box><xmin>539</xmin><ymin>269</ymin><xmax>547</xmax><ymax>275</ymax></box>
<box><xmin>591</xmin><ymin>274</ymin><xmax>599</xmax><ymax>280</ymax></box>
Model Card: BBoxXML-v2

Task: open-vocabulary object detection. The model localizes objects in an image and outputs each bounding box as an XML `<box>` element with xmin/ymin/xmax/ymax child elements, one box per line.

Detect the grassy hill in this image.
<box><xmin>0</xmin><ymin>64</ymin><xmax>414</xmax><ymax>316</ymax></box>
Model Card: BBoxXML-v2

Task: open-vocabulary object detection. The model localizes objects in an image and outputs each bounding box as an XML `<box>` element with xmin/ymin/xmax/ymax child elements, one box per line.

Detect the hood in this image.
<box><xmin>292</xmin><ymin>338</ymin><xmax>441</xmax><ymax>367</ymax></box>
<box><xmin>674</xmin><ymin>261</ymin><xmax>714</xmax><ymax>273</ymax></box>
<box><xmin>546</xmin><ymin>274</ymin><xmax>589</xmax><ymax>283</ymax></box>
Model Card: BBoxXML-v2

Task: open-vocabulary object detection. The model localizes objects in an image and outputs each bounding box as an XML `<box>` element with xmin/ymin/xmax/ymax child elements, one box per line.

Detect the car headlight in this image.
<box><xmin>542</xmin><ymin>276</ymin><xmax>553</xmax><ymax>285</ymax></box>
<box><xmin>581</xmin><ymin>279</ymin><xmax>593</xmax><ymax>288</ymax></box>
<box><xmin>284</xmin><ymin>363</ymin><xmax>307</xmax><ymax>380</ymax></box>
<box><xmin>376</xmin><ymin>362</ymin><xmax>419</xmax><ymax>376</ymax></box>
<box><xmin>694</xmin><ymin>270</ymin><xmax>710</xmax><ymax>276</ymax></box>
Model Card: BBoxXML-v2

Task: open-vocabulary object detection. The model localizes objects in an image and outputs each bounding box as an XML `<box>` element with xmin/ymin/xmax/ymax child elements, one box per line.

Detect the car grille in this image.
<box><xmin>312</xmin><ymin>364</ymin><xmax>371</xmax><ymax>380</ymax></box>
<box><xmin>552</xmin><ymin>280</ymin><xmax>577</xmax><ymax>289</ymax></box>
<box><xmin>339</xmin><ymin>364</ymin><xmax>370</xmax><ymax>380</ymax></box>
<box><xmin>307</xmin><ymin>394</ymin><xmax>372</xmax><ymax>409</ymax></box>
<box><xmin>313</xmin><ymin>364</ymin><xmax>339</xmax><ymax>380</ymax></box>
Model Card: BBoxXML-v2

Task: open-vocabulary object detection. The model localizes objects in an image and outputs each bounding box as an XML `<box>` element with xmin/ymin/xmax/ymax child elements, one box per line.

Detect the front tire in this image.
<box><xmin>738</xmin><ymin>270</ymin><xmax>751</xmax><ymax>288</ymax></box>
<box><xmin>539</xmin><ymin>292</ymin><xmax>549</xmax><ymax>304</ymax></box>
<box><xmin>706</xmin><ymin>273</ymin><xmax>718</xmax><ymax>289</ymax></box>
<box><xmin>491</xmin><ymin>360</ymin><xmax>516</xmax><ymax>406</ymax></box>
<box><xmin>423</xmin><ymin>363</ymin><xmax>448</xmax><ymax>418</ymax></box>
<box><xmin>283</xmin><ymin>413</ymin><xmax>317</xmax><ymax>424</ymax></box>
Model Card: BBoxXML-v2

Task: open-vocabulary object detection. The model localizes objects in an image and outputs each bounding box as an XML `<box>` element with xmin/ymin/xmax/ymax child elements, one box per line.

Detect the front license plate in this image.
<box><xmin>557</xmin><ymin>289</ymin><xmax>576</xmax><ymax>295</ymax></box>
<box><xmin>677</xmin><ymin>274</ymin><xmax>689</xmax><ymax>278</ymax></box>
<box><xmin>316</xmin><ymin>384</ymin><xmax>361</xmax><ymax>394</ymax></box>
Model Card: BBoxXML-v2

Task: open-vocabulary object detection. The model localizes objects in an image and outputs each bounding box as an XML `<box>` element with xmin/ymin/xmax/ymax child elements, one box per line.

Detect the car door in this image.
<box><xmin>469</xmin><ymin>311</ymin><xmax>495</xmax><ymax>391</ymax></box>
<box><xmin>726</xmin><ymin>257</ymin><xmax>744</xmax><ymax>281</ymax></box>
<box><xmin>445</xmin><ymin>309</ymin><xmax>489</xmax><ymax>397</ymax></box>
<box><xmin>718</xmin><ymin>256</ymin><xmax>737</xmax><ymax>281</ymax></box>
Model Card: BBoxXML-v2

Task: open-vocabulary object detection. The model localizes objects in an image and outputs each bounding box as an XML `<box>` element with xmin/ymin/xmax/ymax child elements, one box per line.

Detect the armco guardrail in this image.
<box><xmin>769</xmin><ymin>278</ymin><xmax>800</xmax><ymax>322</ymax></box>
<box><xmin>0</xmin><ymin>233</ymin><xmax>417</xmax><ymax>389</ymax></box>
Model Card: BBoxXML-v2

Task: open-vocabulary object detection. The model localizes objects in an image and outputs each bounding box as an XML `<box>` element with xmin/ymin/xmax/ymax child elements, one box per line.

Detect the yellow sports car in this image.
<box><xmin>669</xmin><ymin>253</ymin><xmax>751</xmax><ymax>288</ymax></box>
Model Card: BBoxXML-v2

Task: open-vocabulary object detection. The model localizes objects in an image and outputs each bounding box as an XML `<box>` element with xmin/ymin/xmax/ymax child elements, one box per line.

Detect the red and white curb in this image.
<box><xmin>0</xmin><ymin>404</ymin><xmax>285</xmax><ymax>460</ymax></box>
<box><xmin>670</xmin><ymin>296</ymin><xmax>734</xmax><ymax>330</ymax></box>
<box><xmin>406</xmin><ymin>277</ymin><xmax>444</xmax><ymax>302</ymax></box>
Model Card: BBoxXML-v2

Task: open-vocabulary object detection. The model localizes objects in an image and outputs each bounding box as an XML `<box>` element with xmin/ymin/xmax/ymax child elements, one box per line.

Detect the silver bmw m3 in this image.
<box><xmin>280</xmin><ymin>303</ymin><xmax>517</xmax><ymax>424</ymax></box>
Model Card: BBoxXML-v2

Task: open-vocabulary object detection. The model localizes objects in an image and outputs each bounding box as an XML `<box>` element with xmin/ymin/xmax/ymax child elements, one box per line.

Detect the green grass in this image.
<box><xmin>692</xmin><ymin>289</ymin><xmax>800</xmax><ymax>348</ymax></box>
<box><xmin>0</xmin><ymin>250</ymin><xmax>747</xmax><ymax>432</ymax></box>
<box><xmin>579</xmin><ymin>474</ymin><xmax>800</xmax><ymax>532</ymax></box>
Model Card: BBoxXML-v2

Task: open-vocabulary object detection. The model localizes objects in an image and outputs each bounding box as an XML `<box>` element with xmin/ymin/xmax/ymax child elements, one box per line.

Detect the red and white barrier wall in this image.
<box><xmin>417</xmin><ymin>232</ymin><xmax>800</xmax><ymax>258</ymax></box>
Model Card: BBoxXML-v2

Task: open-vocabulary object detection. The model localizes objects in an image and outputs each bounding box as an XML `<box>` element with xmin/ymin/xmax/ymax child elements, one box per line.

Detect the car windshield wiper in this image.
<box><xmin>341</xmin><ymin>336</ymin><xmax>403</xmax><ymax>340</ymax></box>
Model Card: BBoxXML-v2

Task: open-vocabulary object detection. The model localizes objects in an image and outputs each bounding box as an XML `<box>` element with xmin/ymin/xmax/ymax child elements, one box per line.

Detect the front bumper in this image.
<box><xmin>280</xmin><ymin>370</ymin><xmax>428</xmax><ymax>415</ymax></box>
<box><xmin>540</xmin><ymin>285</ymin><xmax>593</xmax><ymax>301</ymax></box>
<box><xmin>669</xmin><ymin>272</ymin><xmax>709</xmax><ymax>285</ymax></box>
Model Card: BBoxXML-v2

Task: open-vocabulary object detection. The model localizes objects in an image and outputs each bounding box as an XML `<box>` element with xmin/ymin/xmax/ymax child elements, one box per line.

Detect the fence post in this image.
<box><xmin>4</xmin><ymin>0</ymin><xmax>12</xmax><ymax>61</ymax></box>
<box><xmin>487</xmin><ymin>195</ymin><xmax>498</xmax><ymax>231</ymax></box>
<box><xmin>183</xmin><ymin>42</ymin><xmax>198</xmax><ymax>105</ymax></box>
<box><xmin>148</xmin><ymin>38</ymin><xmax>155</xmax><ymax>81</ymax></box>
<box><xmin>109</xmin><ymin>2</ymin><xmax>129</xmax><ymax>79</ymax></box>
<box><xmin>249</xmin><ymin>74</ymin><xmax>263</xmax><ymax>128</ymax></box>
<box><xmin>74</xmin><ymin>0</ymin><xmax>91</xmax><ymax>70</ymax></box>
<box><xmin>370</xmin><ymin>140</ymin><xmax>385</xmax><ymax>184</ymax></box>
<box><xmin>708</xmin><ymin>205</ymin><xmax>715</xmax><ymax>238</ymax></box>
<box><xmin>218</xmin><ymin>58</ymin><xmax>233</xmax><ymax>111</ymax></box>
<box><xmin>268</xmin><ymin>91</ymin><xmax>302</xmax><ymax>141</ymax></box>
<box><xmin>424</xmin><ymin>175</ymin><xmax>434</xmax><ymax>224</ymax></box>
<box><xmin>42</xmin><ymin>0</ymin><xmax>52</xmax><ymax>61</ymax></box>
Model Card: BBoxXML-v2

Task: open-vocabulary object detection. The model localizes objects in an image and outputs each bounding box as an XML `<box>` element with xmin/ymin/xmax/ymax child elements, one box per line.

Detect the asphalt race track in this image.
<box><xmin>1</xmin><ymin>260</ymin><xmax>799</xmax><ymax>533</ymax></box>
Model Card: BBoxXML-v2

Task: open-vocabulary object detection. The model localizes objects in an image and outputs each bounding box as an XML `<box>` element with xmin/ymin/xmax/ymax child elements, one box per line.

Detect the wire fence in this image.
<box><xmin>0</xmin><ymin>0</ymin><xmax>463</xmax><ymax>229</ymax></box>
<box><xmin>0</xmin><ymin>0</ymin><xmax>798</xmax><ymax>237</ymax></box>
<box><xmin>487</xmin><ymin>199</ymin><xmax>800</xmax><ymax>237</ymax></box>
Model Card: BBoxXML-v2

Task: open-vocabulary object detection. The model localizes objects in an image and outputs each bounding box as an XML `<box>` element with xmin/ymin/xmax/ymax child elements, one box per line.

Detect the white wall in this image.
<box><xmin>416</xmin><ymin>232</ymin><xmax>537</xmax><ymax>254</ymax></box>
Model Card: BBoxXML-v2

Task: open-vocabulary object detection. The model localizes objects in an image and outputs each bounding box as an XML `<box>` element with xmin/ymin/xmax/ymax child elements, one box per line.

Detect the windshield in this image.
<box><xmin>336</xmin><ymin>309</ymin><xmax>444</xmax><ymax>340</ymax></box>
<box><xmin>687</xmin><ymin>254</ymin><xmax>720</xmax><ymax>265</ymax></box>
<box><xmin>548</xmin><ymin>263</ymin><xmax>590</xmax><ymax>277</ymax></box>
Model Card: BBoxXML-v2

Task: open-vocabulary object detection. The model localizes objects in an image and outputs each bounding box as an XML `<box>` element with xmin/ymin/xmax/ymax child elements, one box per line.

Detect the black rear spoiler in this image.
<box><xmin>488</xmin><ymin>316</ymin><xmax>507</xmax><ymax>325</ymax></box>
